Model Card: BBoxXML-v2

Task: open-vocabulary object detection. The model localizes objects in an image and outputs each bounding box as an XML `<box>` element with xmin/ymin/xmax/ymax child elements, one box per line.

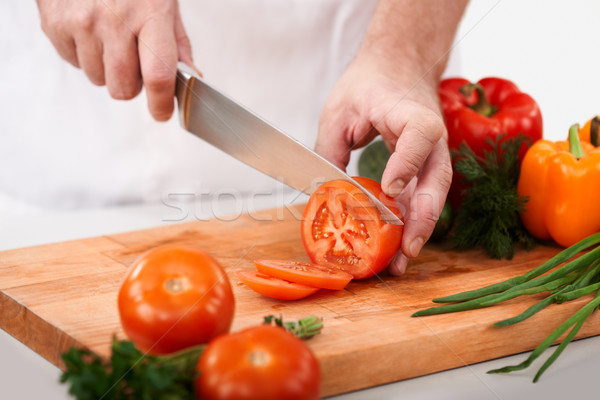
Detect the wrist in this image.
<box><xmin>355</xmin><ymin>0</ymin><xmax>467</xmax><ymax>89</ymax></box>
<box><xmin>354</xmin><ymin>43</ymin><xmax>443</xmax><ymax>91</ymax></box>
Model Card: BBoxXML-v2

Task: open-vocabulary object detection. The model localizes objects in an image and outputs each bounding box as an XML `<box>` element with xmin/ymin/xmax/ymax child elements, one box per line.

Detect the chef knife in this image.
<box><xmin>174</xmin><ymin>62</ymin><xmax>402</xmax><ymax>225</ymax></box>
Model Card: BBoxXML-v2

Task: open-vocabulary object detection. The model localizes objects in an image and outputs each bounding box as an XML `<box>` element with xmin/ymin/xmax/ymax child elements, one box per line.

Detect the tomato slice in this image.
<box><xmin>254</xmin><ymin>260</ymin><xmax>353</xmax><ymax>290</ymax></box>
<box><xmin>301</xmin><ymin>176</ymin><xmax>403</xmax><ymax>279</ymax></box>
<box><xmin>236</xmin><ymin>270</ymin><xmax>319</xmax><ymax>300</ymax></box>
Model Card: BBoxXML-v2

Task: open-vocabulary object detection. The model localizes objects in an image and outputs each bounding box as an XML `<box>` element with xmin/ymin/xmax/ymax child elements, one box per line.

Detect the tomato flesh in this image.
<box><xmin>254</xmin><ymin>260</ymin><xmax>352</xmax><ymax>290</ymax></box>
<box><xmin>236</xmin><ymin>270</ymin><xmax>319</xmax><ymax>300</ymax></box>
<box><xmin>301</xmin><ymin>177</ymin><xmax>403</xmax><ymax>279</ymax></box>
<box><xmin>311</xmin><ymin>200</ymin><xmax>371</xmax><ymax>266</ymax></box>
<box><xmin>196</xmin><ymin>325</ymin><xmax>321</xmax><ymax>400</ymax></box>
<box><xmin>118</xmin><ymin>244</ymin><xmax>235</xmax><ymax>355</ymax></box>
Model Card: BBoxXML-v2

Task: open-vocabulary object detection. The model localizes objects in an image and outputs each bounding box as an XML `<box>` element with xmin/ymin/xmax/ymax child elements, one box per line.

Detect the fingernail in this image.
<box><xmin>409</xmin><ymin>236</ymin><xmax>424</xmax><ymax>257</ymax></box>
<box><xmin>386</xmin><ymin>179</ymin><xmax>405</xmax><ymax>196</ymax></box>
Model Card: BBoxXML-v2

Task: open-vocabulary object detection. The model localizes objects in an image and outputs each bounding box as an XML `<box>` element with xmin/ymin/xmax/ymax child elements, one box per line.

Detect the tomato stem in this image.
<box><xmin>264</xmin><ymin>315</ymin><xmax>323</xmax><ymax>340</ymax></box>
<box><xmin>460</xmin><ymin>83</ymin><xmax>498</xmax><ymax>117</ymax></box>
<box><xmin>568</xmin><ymin>123</ymin><xmax>585</xmax><ymax>158</ymax></box>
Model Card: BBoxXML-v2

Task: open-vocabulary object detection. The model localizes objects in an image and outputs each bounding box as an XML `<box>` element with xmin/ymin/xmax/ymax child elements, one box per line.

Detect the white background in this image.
<box><xmin>2</xmin><ymin>1</ymin><xmax>600</xmax><ymax>399</ymax></box>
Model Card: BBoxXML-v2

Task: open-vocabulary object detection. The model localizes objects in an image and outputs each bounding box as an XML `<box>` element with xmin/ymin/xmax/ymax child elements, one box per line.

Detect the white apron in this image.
<box><xmin>0</xmin><ymin>0</ymin><xmax>379</xmax><ymax>212</ymax></box>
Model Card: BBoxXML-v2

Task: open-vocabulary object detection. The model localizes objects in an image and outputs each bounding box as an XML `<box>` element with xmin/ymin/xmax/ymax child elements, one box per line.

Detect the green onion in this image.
<box><xmin>412</xmin><ymin>232</ymin><xmax>600</xmax><ymax>381</ymax></box>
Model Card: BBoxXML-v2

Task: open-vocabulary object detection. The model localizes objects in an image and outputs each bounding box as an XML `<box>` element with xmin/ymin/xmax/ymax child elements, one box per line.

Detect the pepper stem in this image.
<box><xmin>590</xmin><ymin>116</ymin><xmax>599</xmax><ymax>147</ymax></box>
<box><xmin>459</xmin><ymin>83</ymin><xmax>498</xmax><ymax>117</ymax></box>
<box><xmin>568</xmin><ymin>123</ymin><xmax>585</xmax><ymax>158</ymax></box>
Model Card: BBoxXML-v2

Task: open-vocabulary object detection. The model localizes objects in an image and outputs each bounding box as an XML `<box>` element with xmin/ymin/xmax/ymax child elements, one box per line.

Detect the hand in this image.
<box><xmin>36</xmin><ymin>0</ymin><xmax>195</xmax><ymax>121</ymax></box>
<box><xmin>315</xmin><ymin>56</ymin><xmax>452</xmax><ymax>275</ymax></box>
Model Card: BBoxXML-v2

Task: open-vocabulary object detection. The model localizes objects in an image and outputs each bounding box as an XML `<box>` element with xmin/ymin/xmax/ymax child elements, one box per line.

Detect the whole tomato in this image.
<box><xmin>118</xmin><ymin>244</ymin><xmax>235</xmax><ymax>355</ymax></box>
<box><xmin>196</xmin><ymin>325</ymin><xmax>321</xmax><ymax>400</ymax></box>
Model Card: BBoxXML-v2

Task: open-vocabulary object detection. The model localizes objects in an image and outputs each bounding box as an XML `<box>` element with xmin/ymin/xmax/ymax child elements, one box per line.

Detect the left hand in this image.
<box><xmin>315</xmin><ymin>55</ymin><xmax>452</xmax><ymax>275</ymax></box>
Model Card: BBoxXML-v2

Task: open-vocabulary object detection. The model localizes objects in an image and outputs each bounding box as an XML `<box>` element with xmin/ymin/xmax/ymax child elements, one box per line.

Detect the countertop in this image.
<box><xmin>1</xmin><ymin>196</ymin><xmax>598</xmax><ymax>400</ymax></box>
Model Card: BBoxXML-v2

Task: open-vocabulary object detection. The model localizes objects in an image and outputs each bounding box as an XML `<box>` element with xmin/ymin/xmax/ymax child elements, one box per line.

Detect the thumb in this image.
<box><xmin>174</xmin><ymin>8</ymin><xmax>202</xmax><ymax>76</ymax></box>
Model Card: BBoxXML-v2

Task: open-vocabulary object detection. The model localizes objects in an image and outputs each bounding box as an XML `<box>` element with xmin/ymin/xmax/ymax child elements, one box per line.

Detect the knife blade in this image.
<box><xmin>174</xmin><ymin>62</ymin><xmax>403</xmax><ymax>225</ymax></box>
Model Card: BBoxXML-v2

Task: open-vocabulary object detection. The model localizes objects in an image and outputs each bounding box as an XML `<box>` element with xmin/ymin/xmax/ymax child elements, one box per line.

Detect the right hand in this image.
<box><xmin>36</xmin><ymin>0</ymin><xmax>196</xmax><ymax>121</ymax></box>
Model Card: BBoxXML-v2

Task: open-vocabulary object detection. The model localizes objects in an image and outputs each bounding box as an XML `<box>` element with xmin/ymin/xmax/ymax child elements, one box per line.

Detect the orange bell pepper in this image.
<box><xmin>578</xmin><ymin>116</ymin><xmax>599</xmax><ymax>146</ymax></box>
<box><xmin>517</xmin><ymin>124</ymin><xmax>600</xmax><ymax>247</ymax></box>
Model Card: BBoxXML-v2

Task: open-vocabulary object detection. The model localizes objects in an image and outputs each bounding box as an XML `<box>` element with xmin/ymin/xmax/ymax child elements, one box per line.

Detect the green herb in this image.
<box><xmin>61</xmin><ymin>337</ymin><xmax>201</xmax><ymax>400</ymax></box>
<box><xmin>451</xmin><ymin>134</ymin><xmax>534</xmax><ymax>259</ymax></box>
<box><xmin>264</xmin><ymin>314</ymin><xmax>323</xmax><ymax>339</ymax></box>
<box><xmin>61</xmin><ymin>315</ymin><xmax>323</xmax><ymax>400</ymax></box>
<box><xmin>412</xmin><ymin>232</ymin><xmax>600</xmax><ymax>381</ymax></box>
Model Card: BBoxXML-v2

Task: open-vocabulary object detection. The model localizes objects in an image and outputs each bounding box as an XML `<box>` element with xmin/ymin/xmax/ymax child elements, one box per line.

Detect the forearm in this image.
<box><xmin>358</xmin><ymin>0</ymin><xmax>468</xmax><ymax>85</ymax></box>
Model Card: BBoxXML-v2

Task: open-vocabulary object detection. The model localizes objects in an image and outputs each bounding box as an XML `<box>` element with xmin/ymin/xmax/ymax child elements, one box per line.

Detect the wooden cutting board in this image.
<box><xmin>1</xmin><ymin>205</ymin><xmax>599</xmax><ymax>397</ymax></box>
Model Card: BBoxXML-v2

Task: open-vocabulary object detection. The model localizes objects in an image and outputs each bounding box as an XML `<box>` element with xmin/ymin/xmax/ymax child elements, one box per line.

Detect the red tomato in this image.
<box><xmin>118</xmin><ymin>244</ymin><xmax>235</xmax><ymax>355</ymax></box>
<box><xmin>196</xmin><ymin>324</ymin><xmax>321</xmax><ymax>400</ymax></box>
<box><xmin>301</xmin><ymin>177</ymin><xmax>403</xmax><ymax>279</ymax></box>
<box><xmin>254</xmin><ymin>259</ymin><xmax>353</xmax><ymax>290</ymax></box>
<box><xmin>236</xmin><ymin>270</ymin><xmax>319</xmax><ymax>300</ymax></box>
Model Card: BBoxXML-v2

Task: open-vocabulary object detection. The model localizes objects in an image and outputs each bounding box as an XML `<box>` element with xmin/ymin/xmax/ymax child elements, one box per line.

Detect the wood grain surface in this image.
<box><xmin>1</xmin><ymin>205</ymin><xmax>599</xmax><ymax>397</ymax></box>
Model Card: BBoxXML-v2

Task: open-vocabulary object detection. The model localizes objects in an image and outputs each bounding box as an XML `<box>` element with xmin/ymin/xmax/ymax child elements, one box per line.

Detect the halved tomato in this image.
<box><xmin>254</xmin><ymin>260</ymin><xmax>352</xmax><ymax>290</ymax></box>
<box><xmin>301</xmin><ymin>177</ymin><xmax>403</xmax><ymax>279</ymax></box>
<box><xmin>236</xmin><ymin>270</ymin><xmax>319</xmax><ymax>300</ymax></box>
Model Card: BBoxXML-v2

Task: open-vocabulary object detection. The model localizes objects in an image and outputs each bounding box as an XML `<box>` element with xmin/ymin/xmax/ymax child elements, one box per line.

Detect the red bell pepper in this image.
<box><xmin>439</xmin><ymin>77</ymin><xmax>543</xmax><ymax>209</ymax></box>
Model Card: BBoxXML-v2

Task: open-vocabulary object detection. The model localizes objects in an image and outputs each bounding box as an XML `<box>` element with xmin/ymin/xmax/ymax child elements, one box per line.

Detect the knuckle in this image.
<box><xmin>40</xmin><ymin>13</ymin><xmax>65</xmax><ymax>37</ymax></box>
<box><xmin>398</xmin><ymin>152</ymin><xmax>422</xmax><ymax>178</ymax></box>
<box><xmin>408</xmin><ymin>112</ymin><xmax>445</xmax><ymax>145</ymax></box>
<box><xmin>71</xmin><ymin>12</ymin><xmax>95</xmax><ymax>34</ymax></box>
<box><xmin>421</xmin><ymin>207</ymin><xmax>439</xmax><ymax>225</ymax></box>
<box><xmin>110</xmin><ymin>57</ymin><xmax>130</xmax><ymax>77</ymax></box>
<box><xmin>393</xmin><ymin>138</ymin><xmax>426</xmax><ymax>174</ymax></box>
<box><xmin>144</xmin><ymin>71</ymin><xmax>175</xmax><ymax>93</ymax></box>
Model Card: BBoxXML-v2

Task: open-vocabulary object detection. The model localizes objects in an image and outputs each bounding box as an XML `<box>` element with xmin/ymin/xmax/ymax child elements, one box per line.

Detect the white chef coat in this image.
<box><xmin>0</xmin><ymin>0</ymin><xmax>380</xmax><ymax>213</ymax></box>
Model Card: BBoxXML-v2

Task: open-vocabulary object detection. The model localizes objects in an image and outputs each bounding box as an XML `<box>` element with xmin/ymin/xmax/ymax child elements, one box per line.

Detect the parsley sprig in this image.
<box><xmin>61</xmin><ymin>338</ymin><xmax>202</xmax><ymax>400</ymax></box>
<box><xmin>451</xmin><ymin>134</ymin><xmax>534</xmax><ymax>259</ymax></box>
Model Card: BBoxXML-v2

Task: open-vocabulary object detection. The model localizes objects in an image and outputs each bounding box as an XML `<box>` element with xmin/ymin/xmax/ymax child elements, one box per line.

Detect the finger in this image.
<box><xmin>380</xmin><ymin>108</ymin><xmax>445</xmax><ymax>197</ymax></box>
<box><xmin>74</xmin><ymin>33</ymin><xmax>105</xmax><ymax>86</ymax></box>
<box><xmin>315</xmin><ymin>109</ymin><xmax>374</xmax><ymax>170</ymax></box>
<box><xmin>385</xmin><ymin>177</ymin><xmax>415</xmax><ymax>276</ymax></box>
<box><xmin>71</xmin><ymin>11</ymin><xmax>105</xmax><ymax>86</ymax></box>
<box><xmin>103</xmin><ymin>29</ymin><xmax>142</xmax><ymax>100</ymax></box>
<box><xmin>386</xmin><ymin>178</ymin><xmax>417</xmax><ymax>276</ymax></box>
<box><xmin>39</xmin><ymin>12</ymin><xmax>80</xmax><ymax>67</ymax></box>
<box><xmin>174</xmin><ymin>8</ymin><xmax>194</xmax><ymax>67</ymax></box>
<box><xmin>400</xmin><ymin>140</ymin><xmax>452</xmax><ymax>258</ymax></box>
<box><xmin>45</xmin><ymin>32</ymin><xmax>80</xmax><ymax>68</ymax></box>
<box><xmin>173</xmin><ymin>9</ymin><xmax>202</xmax><ymax>78</ymax></box>
<box><xmin>138</xmin><ymin>16</ymin><xmax>178</xmax><ymax>121</ymax></box>
<box><xmin>388</xmin><ymin>252</ymin><xmax>409</xmax><ymax>276</ymax></box>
